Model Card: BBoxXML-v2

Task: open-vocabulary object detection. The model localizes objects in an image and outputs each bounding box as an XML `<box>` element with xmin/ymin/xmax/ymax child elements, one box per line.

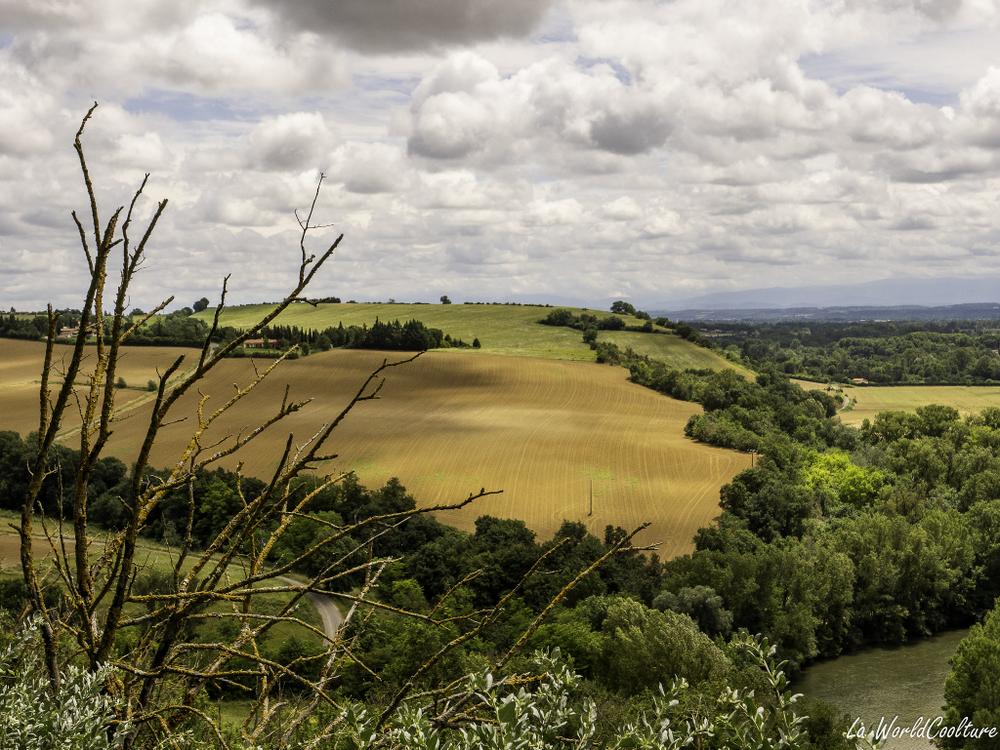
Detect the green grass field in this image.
<box><xmin>794</xmin><ymin>380</ymin><xmax>1000</xmax><ymax>426</ymax></box>
<box><xmin>0</xmin><ymin>510</ymin><xmax>324</xmax><ymax>726</ymax></box>
<box><xmin>0</xmin><ymin>510</ymin><xmax>323</xmax><ymax>648</ymax></box>
<box><xmin>196</xmin><ymin>302</ymin><xmax>675</xmax><ymax>362</ymax></box>
<box><xmin>597</xmin><ymin>330</ymin><xmax>752</xmax><ymax>375</ymax></box>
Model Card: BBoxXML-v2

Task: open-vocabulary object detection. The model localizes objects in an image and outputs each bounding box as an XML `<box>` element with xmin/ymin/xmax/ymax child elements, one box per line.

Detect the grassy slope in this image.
<box><xmin>794</xmin><ymin>379</ymin><xmax>1000</xmax><ymax>426</ymax></box>
<box><xmin>198</xmin><ymin>302</ymin><xmax>749</xmax><ymax>372</ymax></box>
<box><xmin>140</xmin><ymin>349</ymin><xmax>751</xmax><ymax>557</ymax></box>
<box><xmin>0</xmin><ymin>339</ymin><xmax>196</xmax><ymax>440</ymax></box>
<box><xmin>597</xmin><ymin>330</ymin><xmax>752</xmax><ymax>375</ymax></box>
<box><xmin>0</xmin><ymin>510</ymin><xmax>322</xmax><ymax>648</ymax></box>
<box><xmin>195</xmin><ymin>303</ymin><xmax>661</xmax><ymax>362</ymax></box>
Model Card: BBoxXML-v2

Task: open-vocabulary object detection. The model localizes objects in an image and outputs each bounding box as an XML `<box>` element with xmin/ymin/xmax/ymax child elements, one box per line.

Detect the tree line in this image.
<box><xmin>705</xmin><ymin>320</ymin><xmax>1000</xmax><ymax>384</ymax></box>
<box><xmin>0</xmin><ymin>309</ymin><xmax>477</xmax><ymax>353</ymax></box>
<box><xmin>255</xmin><ymin>317</ymin><xmax>476</xmax><ymax>354</ymax></box>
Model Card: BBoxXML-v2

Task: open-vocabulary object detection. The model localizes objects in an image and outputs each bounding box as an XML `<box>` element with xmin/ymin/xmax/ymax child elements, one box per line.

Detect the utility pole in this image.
<box><xmin>588</xmin><ymin>479</ymin><xmax>593</xmax><ymax>517</ymax></box>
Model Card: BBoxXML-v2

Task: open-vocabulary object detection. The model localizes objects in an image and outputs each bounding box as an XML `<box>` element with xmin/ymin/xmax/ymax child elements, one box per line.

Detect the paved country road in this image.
<box><xmin>277</xmin><ymin>575</ymin><xmax>344</xmax><ymax>638</ymax></box>
<box><xmin>307</xmin><ymin>590</ymin><xmax>344</xmax><ymax>638</ymax></box>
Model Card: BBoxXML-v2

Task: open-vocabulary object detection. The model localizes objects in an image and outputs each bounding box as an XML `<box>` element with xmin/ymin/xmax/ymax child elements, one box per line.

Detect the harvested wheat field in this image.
<box><xmin>1</xmin><ymin>341</ymin><xmax>750</xmax><ymax>557</ymax></box>
<box><xmin>0</xmin><ymin>339</ymin><xmax>195</xmax><ymax>437</ymax></box>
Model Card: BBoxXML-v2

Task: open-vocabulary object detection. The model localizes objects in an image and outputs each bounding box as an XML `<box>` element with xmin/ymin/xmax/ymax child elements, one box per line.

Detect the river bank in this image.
<box><xmin>796</xmin><ymin>629</ymin><xmax>969</xmax><ymax>750</ymax></box>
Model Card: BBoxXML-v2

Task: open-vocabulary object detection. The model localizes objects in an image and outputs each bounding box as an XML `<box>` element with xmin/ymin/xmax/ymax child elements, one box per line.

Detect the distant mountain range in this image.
<box><xmin>658</xmin><ymin>303</ymin><xmax>1000</xmax><ymax>322</ymax></box>
<box><xmin>650</xmin><ymin>277</ymin><xmax>1000</xmax><ymax>321</ymax></box>
<box><xmin>659</xmin><ymin>277</ymin><xmax>1000</xmax><ymax>312</ymax></box>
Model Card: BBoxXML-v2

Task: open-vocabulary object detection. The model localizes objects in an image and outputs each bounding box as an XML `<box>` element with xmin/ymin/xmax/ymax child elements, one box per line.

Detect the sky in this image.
<box><xmin>2</xmin><ymin>0</ymin><xmax>1000</xmax><ymax>310</ymax></box>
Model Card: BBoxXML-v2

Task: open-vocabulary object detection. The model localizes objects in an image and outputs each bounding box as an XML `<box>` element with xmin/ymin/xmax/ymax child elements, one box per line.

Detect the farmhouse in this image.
<box><xmin>244</xmin><ymin>338</ymin><xmax>279</xmax><ymax>349</ymax></box>
<box><xmin>850</xmin><ymin>377</ymin><xmax>869</xmax><ymax>385</ymax></box>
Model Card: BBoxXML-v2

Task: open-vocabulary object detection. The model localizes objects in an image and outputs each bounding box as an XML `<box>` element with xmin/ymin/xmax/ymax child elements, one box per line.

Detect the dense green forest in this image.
<box><xmin>0</xmin><ymin>308</ymin><xmax>214</xmax><ymax>347</ymax></box>
<box><xmin>540</xmin><ymin>306</ymin><xmax>705</xmax><ymax>342</ymax></box>
<box><xmin>268</xmin><ymin>317</ymin><xmax>474</xmax><ymax>353</ymax></box>
<box><xmin>531</xmin><ymin>313</ymin><xmax>1000</xmax><ymax>744</ymax></box>
<box><xmin>704</xmin><ymin>320</ymin><xmax>1000</xmax><ymax>384</ymax></box>
<box><xmin>588</xmin><ymin>340</ymin><xmax>998</xmax><ymax>661</ymax></box>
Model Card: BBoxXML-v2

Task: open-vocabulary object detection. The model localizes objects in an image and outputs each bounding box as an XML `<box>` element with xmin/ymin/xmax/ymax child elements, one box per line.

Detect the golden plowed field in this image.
<box><xmin>0</xmin><ymin>339</ymin><xmax>195</xmax><ymax>437</ymax></box>
<box><xmin>1</xmin><ymin>341</ymin><xmax>750</xmax><ymax>557</ymax></box>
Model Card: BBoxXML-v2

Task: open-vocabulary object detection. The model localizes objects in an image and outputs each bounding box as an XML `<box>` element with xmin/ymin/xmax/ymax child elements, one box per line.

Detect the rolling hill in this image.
<box><xmin>0</xmin><ymin>337</ymin><xmax>750</xmax><ymax>557</ymax></box>
<box><xmin>193</xmin><ymin>302</ymin><xmax>745</xmax><ymax>371</ymax></box>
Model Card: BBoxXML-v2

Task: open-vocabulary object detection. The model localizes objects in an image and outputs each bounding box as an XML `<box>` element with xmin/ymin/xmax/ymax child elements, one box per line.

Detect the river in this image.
<box><xmin>795</xmin><ymin>629</ymin><xmax>968</xmax><ymax>750</ymax></box>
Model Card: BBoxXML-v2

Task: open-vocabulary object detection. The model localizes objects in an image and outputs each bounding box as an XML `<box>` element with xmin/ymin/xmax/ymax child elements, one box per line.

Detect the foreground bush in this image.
<box><xmin>0</xmin><ymin>618</ymin><xmax>874</xmax><ymax>750</ymax></box>
<box><xmin>0</xmin><ymin>617</ymin><xmax>127</xmax><ymax>750</ymax></box>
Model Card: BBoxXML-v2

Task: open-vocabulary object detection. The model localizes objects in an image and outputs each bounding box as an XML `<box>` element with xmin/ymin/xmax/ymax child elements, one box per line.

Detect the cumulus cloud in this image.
<box><xmin>840</xmin><ymin>0</ymin><xmax>975</xmax><ymax>23</ymax></box>
<box><xmin>527</xmin><ymin>198</ymin><xmax>584</xmax><ymax>226</ymax></box>
<box><xmin>2</xmin><ymin>0</ymin><xmax>1000</xmax><ymax>309</ymax></box>
<box><xmin>957</xmin><ymin>66</ymin><xmax>1000</xmax><ymax>146</ymax></box>
<box><xmin>602</xmin><ymin>197</ymin><xmax>642</xmax><ymax>220</ymax></box>
<box><xmin>113</xmin><ymin>132</ymin><xmax>171</xmax><ymax>169</ymax></box>
<box><xmin>407</xmin><ymin>53</ymin><xmax>674</xmax><ymax>162</ymax></box>
<box><xmin>0</xmin><ymin>60</ymin><xmax>57</xmax><ymax>156</ymax></box>
<box><xmin>837</xmin><ymin>87</ymin><xmax>942</xmax><ymax>149</ymax></box>
<box><xmin>642</xmin><ymin>211</ymin><xmax>685</xmax><ymax>238</ymax></box>
<box><xmin>589</xmin><ymin>100</ymin><xmax>673</xmax><ymax>155</ymax></box>
<box><xmin>249</xmin><ymin>0</ymin><xmax>556</xmax><ymax>52</ymax></box>
<box><xmin>247</xmin><ymin>113</ymin><xmax>334</xmax><ymax>171</ymax></box>
<box><xmin>329</xmin><ymin>142</ymin><xmax>410</xmax><ymax>194</ymax></box>
<box><xmin>409</xmin><ymin>90</ymin><xmax>499</xmax><ymax>159</ymax></box>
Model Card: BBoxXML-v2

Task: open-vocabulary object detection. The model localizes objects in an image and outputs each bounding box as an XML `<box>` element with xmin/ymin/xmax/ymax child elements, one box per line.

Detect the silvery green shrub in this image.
<box><xmin>0</xmin><ymin>617</ymin><xmax>126</xmax><ymax>750</ymax></box>
<box><xmin>0</xmin><ymin>620</ymin><xmax>876</xmax><ymax>750</ymax></box>
<box><xmin>330</xmin><ymin>636</ymin><xmax>879</xmax><ymax>750</ymax></box>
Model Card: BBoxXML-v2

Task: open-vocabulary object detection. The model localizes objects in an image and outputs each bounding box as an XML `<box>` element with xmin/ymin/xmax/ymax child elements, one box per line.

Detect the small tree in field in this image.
<box><xmin>17</xmin><ymin>104</ymin><xmax>648</xmax><ymax>749</ymax></box>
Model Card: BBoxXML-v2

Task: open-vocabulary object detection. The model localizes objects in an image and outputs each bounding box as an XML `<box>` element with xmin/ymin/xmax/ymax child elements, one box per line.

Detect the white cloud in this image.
<box><xmin>247</xmin><ymin>112</ymin><xmax>334</xmax><ymax>171</ymax></box>
<box><xmin>602</xmin><ymin>197</ymin><xmax>642</xmax><ymax>220</ymax></box>
<box><xmin>407</xmin><ymin>52</ymin><xmax>674</xmax><ymax>162</ymax></box>
<box><xmin>527</xmin><ymin>198</ymin><xmax>584</xmax><ymax>226</ymax></box>
<box><xmin>113</xmin><ymin>132</ymin><xmax>171</xmax><ymax>169</ymax></box>
<box><xmin>642</xmin><ymin>211</ymin><xmax>685</xmax><ymax>238</ymax></box>
<box><xmin>957</xmin><ymin>66</ymin><xmax>1000</xmax><ymax>146</ymax></box>
<box><xmin>2</xmin><ymin>0</ymin><xmax>1000</xmax><ymax>310</ymax></box>
<box><xmin>0</xmin><ymin>59</ymin><xmax>57</xmax><ymax>156</ymax></box>
<box><xmin>329</xmin><ymin>142</ymin><xmax>410</xmax><ymax>194</ymax></box>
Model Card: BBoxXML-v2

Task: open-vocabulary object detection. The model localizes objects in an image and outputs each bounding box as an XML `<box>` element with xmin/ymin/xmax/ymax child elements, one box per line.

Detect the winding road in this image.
<box><xmin>307</xmin><ymin>591</ymin><xmax>344</xmax><ymax>638</ymax></box>
<box><xmin>276</xmin><ymin>576</ymin><xmax>344</xmax><ymax>638</ymax></box>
